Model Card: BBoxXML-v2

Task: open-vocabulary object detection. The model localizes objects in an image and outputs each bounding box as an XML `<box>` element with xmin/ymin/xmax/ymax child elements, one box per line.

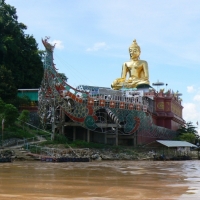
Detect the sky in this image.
<box><xmin>5</xmin><ymin>0</ymin><xmax>200</xmax><ymax>134</ymax></box>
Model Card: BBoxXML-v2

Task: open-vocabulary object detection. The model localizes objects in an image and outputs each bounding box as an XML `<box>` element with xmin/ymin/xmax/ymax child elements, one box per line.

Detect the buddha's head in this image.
<box><xmin>129</xmin><ymin>40</ymin><xmax>141</xmax><ymax>60</ymax></box>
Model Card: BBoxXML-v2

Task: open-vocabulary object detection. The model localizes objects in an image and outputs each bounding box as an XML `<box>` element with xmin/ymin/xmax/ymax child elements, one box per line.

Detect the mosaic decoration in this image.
<box><xmin>38</xmin><ymin>37</ymin><xmax>176</xmax><ymax>139</ymax></box>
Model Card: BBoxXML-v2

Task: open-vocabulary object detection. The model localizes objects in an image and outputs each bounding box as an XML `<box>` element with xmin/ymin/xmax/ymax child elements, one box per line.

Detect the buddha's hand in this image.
<box><xmin>127</xmin><ymin>77</ymin><xmax>137</xmax><ymax>83</ymax></box>
<box><xmin>114</xmin><ymin>78</ymin><xmax>125</xmax><ymax>83</ymax></box>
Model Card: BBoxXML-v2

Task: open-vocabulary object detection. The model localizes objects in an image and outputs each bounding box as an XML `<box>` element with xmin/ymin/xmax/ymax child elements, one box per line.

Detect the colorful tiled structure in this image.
<box><xmin>33</xmin><ymin>37</ymin><xmax>185</xmax><ymax>145</ymax></box>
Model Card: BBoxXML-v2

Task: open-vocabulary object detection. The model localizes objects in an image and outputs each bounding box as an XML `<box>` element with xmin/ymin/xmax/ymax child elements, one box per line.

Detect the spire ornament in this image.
<box><xmin>129</xmin><ymin>39</ymin><xmax>141</xmax><ymax>52</ymax></box>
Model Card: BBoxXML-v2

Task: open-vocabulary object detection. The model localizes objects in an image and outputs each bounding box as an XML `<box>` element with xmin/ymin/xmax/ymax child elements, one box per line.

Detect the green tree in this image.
<box><xmin>179</xmin><ymin>133</ymin><xmax>196</xmax><ymax>144</ymax></box>
<box><xmin>177</xmin><ymin>121</ymin><xmax>198</xmax><ymax>136</ymax></box>
<box><xmin>0</xmin><ymin>0</ymin><xmax>43</xmax><ymax>102</ymax></box>
<box><xmin>0</xmin><ymin>65</ymin><xmax>17</xmax><ymax>102</ymax></box>
<box><xmin>0</xmin><ymin>98</ymin><xmax>5</xmax><ymax>129</ymax></box>
<box><xmin>18</xmin><ymin>109</ymin><xmax>30</xmax><ymax>129</ymax></box>
<box><xmin>0</xmin><ymin>98</ymin><xmax>5</xmax><ymax>113</ymax></box>
<box><xmin>11</xmin><ymin>96</ymin><xmax>31</xmax><ymax>109</ymax></box>
<box><xmin>177</xmin><ymin>121</ymin><xmax>199</xmax><ymax>144</ymax></box>
<box><xmin>3</xmin><ymin>104</ymin><xmax>19</xmax><ymax>127</ymax></box>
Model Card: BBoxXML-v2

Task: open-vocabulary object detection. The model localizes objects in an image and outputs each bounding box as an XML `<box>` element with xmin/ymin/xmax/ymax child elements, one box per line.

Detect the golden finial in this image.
<box><xmin>129</xmin><ymin>39</ymin><xmax>141</xmax><ymax>51</ymax></box>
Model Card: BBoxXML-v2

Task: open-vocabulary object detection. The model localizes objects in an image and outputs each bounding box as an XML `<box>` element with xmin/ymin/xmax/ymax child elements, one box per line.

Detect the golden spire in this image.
<box><xmin>129</xmin><ymin>39</ymin><xmax>141</xmax><ymax>52</ymax></box>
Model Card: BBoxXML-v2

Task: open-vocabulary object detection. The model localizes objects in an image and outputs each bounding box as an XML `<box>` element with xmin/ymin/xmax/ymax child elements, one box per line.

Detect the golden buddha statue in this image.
<box><xmin>111</xmin><ymin>40</ymin><xmax>150</xmax><ymax>90</ymax></box>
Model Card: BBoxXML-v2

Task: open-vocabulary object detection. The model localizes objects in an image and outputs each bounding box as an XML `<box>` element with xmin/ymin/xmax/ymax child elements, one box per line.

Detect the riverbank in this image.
<box><xmin>1</xmin><ymin>146</ymin><xmax>154</xmax><ymax>161</ymax></box>
<box><xmin>1</xmin><ymin>145</ymin><xmax>199</xmax><ymax>162</ymax></box>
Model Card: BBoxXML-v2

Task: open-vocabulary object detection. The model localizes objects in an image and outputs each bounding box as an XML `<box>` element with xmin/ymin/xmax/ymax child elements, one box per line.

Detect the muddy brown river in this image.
<box><xmin>0</xmin><ymin>160</ymin><xmax>200</xmax><ymax>200</ymax></box>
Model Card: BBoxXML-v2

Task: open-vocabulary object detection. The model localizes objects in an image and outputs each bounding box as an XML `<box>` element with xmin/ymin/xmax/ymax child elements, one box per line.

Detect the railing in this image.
<box><xmin>1</xmin><ymin>119</ymin><xmax>53</xmax><ymax>148</ymax></box>
<box><xmin>2</xmin><ymin>134</ymin><xmax>50</xmax><ymax>148</ymax></box>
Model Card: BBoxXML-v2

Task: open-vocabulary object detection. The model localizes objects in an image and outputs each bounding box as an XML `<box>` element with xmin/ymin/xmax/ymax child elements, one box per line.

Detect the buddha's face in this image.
<box><xmin>129</xmin><ymin>47</ymin><xmax>140</xmax><ymax>60</ymax></box>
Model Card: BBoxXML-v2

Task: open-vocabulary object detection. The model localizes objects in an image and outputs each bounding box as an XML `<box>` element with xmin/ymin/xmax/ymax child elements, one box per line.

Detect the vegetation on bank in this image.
<box><xmin>176</xmin><ymin>121</ymin><xmax>199</xmax><ymax>144</ymax></box>
<box><xmin>2</xmin><ymin>125</ymin><xmax>34</xmax><ymax>140</ymax></box>
<box><xmin>0</xmin><ymin>0</ymin><xmax>44</xmax><ymax>105</ymax></box>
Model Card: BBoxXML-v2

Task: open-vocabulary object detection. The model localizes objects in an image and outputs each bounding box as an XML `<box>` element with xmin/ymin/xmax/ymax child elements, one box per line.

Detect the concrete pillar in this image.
<box><xmin>62</xmin><ymin>109</ymin><xmax>65</xmax><ymax>135</ymax></box>
<box><xmin>73</xmin><ymin>126</ymin><xmax>76</xmax><ymax>141</ymax></box>
<box><xmin>87</xmin><ymin>129</ymin><xmax>90</xmax><ymax>143</ymax></box>
<box><xmin>115</xmin><ymin>126</ymin><xmax>118</xmax><ymax>146</ymax></box>
<box><xmin>134</xmin><ymin>131</ymin><xmax>137</xmax><ymax>147</ymax></box>
<box><xmin>104</xmin><ymin>132</ymin><xmax>107</xmax><ymax>144</ymax></box>
<box><xmin>59</xmin><ymin>108</ymin><xmax>62</xmax><ymax>134</ymax></box>
<box><xmin>62</xmin><ymin>124</ymin><xmax>65</xmax><ymax>135</ymax></box>
<box><xmin>51</xmin><ymin>104</ymin><xmax>55</xmax><ymax>141</ymax></box>
<box><xmin>59</xmin><ymin>108</ymin><xmax>65</xmax><ymax>135</ymax></box>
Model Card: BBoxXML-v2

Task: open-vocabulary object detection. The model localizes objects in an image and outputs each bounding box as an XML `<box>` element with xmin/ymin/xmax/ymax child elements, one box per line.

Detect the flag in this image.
<box><xmin>2</xmin><ymin>119</ymin><xmax>4</xmax><ymax>131</ymax></box>
<box><xmin>197</xmin><ymin>121</ymin><xmax>199</xmax><ymax>126</ymax></box>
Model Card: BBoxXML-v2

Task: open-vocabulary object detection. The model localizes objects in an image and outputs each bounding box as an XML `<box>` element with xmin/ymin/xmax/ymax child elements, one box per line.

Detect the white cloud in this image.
<box><xmin>86</xmin><ymin>42</ymin><xmax>108</xmax><ymax>52</ymax></box>
<box><xmin>198</xmin><ymin>127</ymin><xmax>200</xmax><ymax>136</ymax></box>
<box><xmin>194</xmin><ymin>95</ymin><xmax>200</xmax><ymax>102</ymax></box>
<box><xmin>187</xmin><ymin>86</ymin><xmax>195</xmax><ymax>93</ymax></box>
<box><xmin>183</xmin><ymin>103</ymin><xmax>200</xmax><ymax>121</ymax></box>
<box><xmin>183</xmin><ymin>102</ymin><xmax>200</xmax><ymax>136</ymax></box>
<box><xmin>183</xmin><ymin>85</ymin><xmax>200</xmax><ymax>135</ymax></box>
<box><xmin>50</xmin><ymin>40</ymin><xmax>64</xmax><ymax>50</ymax></box>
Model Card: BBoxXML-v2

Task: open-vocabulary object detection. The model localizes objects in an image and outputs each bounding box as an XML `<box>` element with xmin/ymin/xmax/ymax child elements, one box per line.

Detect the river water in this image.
<box><xmin>0</xmin><ymin>160</ymin><xmax>200</xmax><ymax>200</ymax></box>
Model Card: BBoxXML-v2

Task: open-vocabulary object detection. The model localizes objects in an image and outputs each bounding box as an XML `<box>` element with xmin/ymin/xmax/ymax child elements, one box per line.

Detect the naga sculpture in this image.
<box><xmin>38</xmin><ymin>37</ymin><xmax>175</xmax><ymax>140</ymax></box>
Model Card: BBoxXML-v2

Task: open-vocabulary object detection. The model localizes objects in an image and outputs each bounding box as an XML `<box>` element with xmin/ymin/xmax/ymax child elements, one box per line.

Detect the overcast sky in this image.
<box><xmin>6</xmin><ymin>0</ymin><xmax>200</xmax><ymax>134</ymax></box>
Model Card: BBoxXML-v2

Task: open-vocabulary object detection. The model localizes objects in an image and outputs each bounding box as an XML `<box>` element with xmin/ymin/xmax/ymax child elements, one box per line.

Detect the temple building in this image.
<box><xmin>18</xmin><ymin>38</ymin><xmax>185</xmax><ymax>146</ymax></box>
